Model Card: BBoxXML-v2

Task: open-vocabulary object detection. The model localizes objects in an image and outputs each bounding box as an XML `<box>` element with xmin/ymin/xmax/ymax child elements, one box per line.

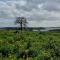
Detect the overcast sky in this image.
<box><xmin>0</xmin><ymin>0</ymin><xmax>60</xmax><ymax>27</ymax></box>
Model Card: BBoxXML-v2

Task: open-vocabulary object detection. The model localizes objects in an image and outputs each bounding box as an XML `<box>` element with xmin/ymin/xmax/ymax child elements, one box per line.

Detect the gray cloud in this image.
<box><xmin>0</xmin><ymin>0</ymin><xmax>60</xmax><ymax>27</ymax></box>
<box><xmin>42</xmin><ymin>1</ymin><xmax>60</xmax><ymax>12</ymax></box>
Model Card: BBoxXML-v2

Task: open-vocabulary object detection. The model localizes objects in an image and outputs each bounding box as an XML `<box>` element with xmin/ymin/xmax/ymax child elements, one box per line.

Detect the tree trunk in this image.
<box><xmin>21</xmin><ymin>21</ymin><xmax>22</xmax><ymax>32</ymax></box>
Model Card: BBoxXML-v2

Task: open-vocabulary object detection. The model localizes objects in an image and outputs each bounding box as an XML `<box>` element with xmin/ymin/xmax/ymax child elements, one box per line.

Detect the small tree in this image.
<box><xmin>15</xmin><ymin>17</ymin><xmax>27</xmax><ymax>32</ymax></box>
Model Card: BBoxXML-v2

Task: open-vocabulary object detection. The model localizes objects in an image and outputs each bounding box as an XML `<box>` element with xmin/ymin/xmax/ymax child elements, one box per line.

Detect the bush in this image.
<box><xmin>0</xmin><ymin>47</ymin><xmax>9</xmax><ymax>57</ymax></box>
<box><xmin>28</xmin><ymin>50</ymin><xmax>38</xmax><ymax>57</ymax></box>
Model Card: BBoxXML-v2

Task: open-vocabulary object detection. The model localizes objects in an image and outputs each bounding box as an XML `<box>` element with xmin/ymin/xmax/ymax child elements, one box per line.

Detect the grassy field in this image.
<box><xmin>0</xmin><ymin>30</ymin><xmax>60</xmax><ymax>60</ymax></box>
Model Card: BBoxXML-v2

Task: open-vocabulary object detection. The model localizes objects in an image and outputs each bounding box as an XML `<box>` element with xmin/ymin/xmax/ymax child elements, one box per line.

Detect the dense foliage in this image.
<box><xmin>0</xmin><ymin>30</ymin><xmax>60</xmax><ymax>60</ymax></box>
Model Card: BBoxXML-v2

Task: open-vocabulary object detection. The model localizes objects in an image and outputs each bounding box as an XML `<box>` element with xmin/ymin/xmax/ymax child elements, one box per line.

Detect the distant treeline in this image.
<box><xmin>0</xmin><ymin>27</ymin><xmax>45</xmax><ymax>30</ymax></box>
<box><xmin>49</xmin><ymin>29</ymin><xmax>60</xmax><ymax>32</ymax></box>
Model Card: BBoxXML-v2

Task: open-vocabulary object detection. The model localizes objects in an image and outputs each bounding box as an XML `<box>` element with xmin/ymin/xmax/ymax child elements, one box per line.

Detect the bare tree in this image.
<box><xmin>15</xmin><ymin>17</ymin><xmax>27</xmax><ymax>32</ymax></box>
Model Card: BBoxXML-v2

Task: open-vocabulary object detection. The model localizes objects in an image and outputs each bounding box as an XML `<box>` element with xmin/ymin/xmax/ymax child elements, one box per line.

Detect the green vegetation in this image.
<box><xmin>0</xmin><ymin>30</ymin><xmax>60</xmax><ymax>60</ymax></box>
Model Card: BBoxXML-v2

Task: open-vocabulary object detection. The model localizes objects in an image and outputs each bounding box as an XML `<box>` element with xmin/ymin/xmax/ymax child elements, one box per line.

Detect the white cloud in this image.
<box><xmin>19</xmin><ymin>0</ymin><xmax>27</xmax><ymax>6</ymax></box>
<box><xmin>37</xmin><ymin>4</ymin><xmax>43</xmax><ymax>9</ymax></box>
<box><xmin>39</xmin><ymin>20</ymin><xmax>60</xmax><ymax>27</ymax></box>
